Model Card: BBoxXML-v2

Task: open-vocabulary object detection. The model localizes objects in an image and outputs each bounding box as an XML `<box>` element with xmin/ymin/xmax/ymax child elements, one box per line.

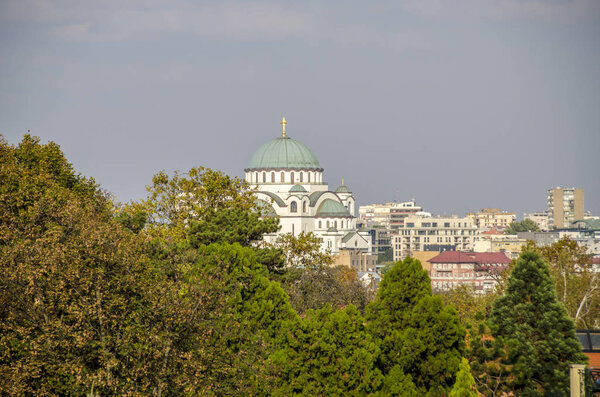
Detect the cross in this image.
<box><xmin>280</xmin><ymin>117</ymin><xmax>287</xmax><ymax>137</ymax></box>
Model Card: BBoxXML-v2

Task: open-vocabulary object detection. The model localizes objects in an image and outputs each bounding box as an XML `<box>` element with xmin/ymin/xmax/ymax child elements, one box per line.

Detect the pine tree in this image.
<box><xmin>487</xmin><ymin>250</ymin><xmax>588</xmax><ymax>396</ymax></box>
<box><xmin>365</xmin><ymin>257</ymin><xmax>465</xmax><ymax>396</ymax></box>
<box><xmin>449</xmin><ymin>358</ymin><xmax>477</xmax><ymax>397</ymax></box>
<box><xmin>270</xmin><ymin>304</ymin><xmax>383</xmax><ymax>396</ymax></box>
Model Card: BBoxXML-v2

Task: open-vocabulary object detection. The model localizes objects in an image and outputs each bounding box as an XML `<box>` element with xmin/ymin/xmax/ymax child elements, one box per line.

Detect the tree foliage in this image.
<box><xmin>270</xmin><ymin>304</ymin><xmax>383</xmax><ymax>396</ymax></box>
<box><xmin>449</xmin><ymin>358</ymin><xmax>477</xmax><ymax>397</ymax></box>
<box><xmin>504</xmin><ymin>219</ymin><xmax>539</xmax><ymax>234</ymax></box>
<box><xmin>366</xmin><ymin>257</ymin><xmax>465</xmax><ymax>396</ymax></box>
<box><xmin>471</xmin><ymin>250</ymin><xmax>588</xmax><ymax>396</ymax></box>
<box><xmin>526</xmin><ymin>238</ymin><xmax>599</xmax><ymax>328</ymax></box>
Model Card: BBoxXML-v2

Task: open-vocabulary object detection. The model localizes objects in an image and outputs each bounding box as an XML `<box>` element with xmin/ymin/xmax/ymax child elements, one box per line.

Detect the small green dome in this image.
<box><xmin>335</xmin><ymin>185</ymin><xmax>351</xmax><ymax>193</ymax></box>
<box><xmin>316</xmin><ymin>199</ymin><xmax>351</xmax><ymax>217</ymax></box>
<box><xmin>290</xmin><ymin>184</ymin><xmax>307</xmax><ymax>193</ymax></box>
<box><xmin>246</xmin><ymin>137</ymin><xmax>322</xmax><ymax>170</ymax></box>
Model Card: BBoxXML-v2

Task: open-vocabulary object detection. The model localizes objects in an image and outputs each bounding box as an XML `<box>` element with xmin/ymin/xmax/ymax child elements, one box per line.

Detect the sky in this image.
<box><xmin>1</xmin><ymin>0</ymin><xmax>599</xmax><ymax>218</ymax></box>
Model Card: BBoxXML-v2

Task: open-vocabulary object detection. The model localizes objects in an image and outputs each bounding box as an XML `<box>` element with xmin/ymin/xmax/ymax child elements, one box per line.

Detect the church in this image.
<box><xmin>244</xmin><ymin>118</ymin><xmax>370</xmax><ymax>254</ymax></box>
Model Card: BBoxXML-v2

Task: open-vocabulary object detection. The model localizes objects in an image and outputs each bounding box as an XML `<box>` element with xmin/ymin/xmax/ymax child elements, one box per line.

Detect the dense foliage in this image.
<box><xmin>6</xmin><ymin>135</ymin><xmax>591</xmax><ymax>396</ymax></box>
<box><xmin>470</xmin><ymin>250</ymin><xmax>588</xmax><ymax>396</ymax></box>
<box><xmin>366</xmin><ymin>257</ymin><xmax>465</xmax><ymax>396</ymax></box>
<box><xmin>504</xmin><ymin>218</ymin><xmax>539</xmax><ymax>234</ymax></box>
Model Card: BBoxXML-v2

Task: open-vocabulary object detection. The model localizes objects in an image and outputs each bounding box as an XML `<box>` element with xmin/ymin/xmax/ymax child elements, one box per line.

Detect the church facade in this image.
<box><xmin>244</xmin><ymin>118</ymin><xmax>370</xmax><ymax>254</ymax></box>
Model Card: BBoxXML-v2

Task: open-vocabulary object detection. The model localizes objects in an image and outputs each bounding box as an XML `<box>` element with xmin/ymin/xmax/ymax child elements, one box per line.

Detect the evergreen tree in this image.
<box><xmin>449</xmin><ymin>358</ymin><xmax>477</xmax><ymax>397</ymax></box>
<box><xmin>270</xmin><ymin>304</ymin><xmax>383</xmax><ymax>396</ymax></box>
<box><xmin>366</xmin><ymin>257</ymin><xmax>465</xmax><ymax>396</ymax></box>
<box><xmin>485</xmin><ymin>250</ymin><xmax>588</xmax><ymax>396</ymax></box>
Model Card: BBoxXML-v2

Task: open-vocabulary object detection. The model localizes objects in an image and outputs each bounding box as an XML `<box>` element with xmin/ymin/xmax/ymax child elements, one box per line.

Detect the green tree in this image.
<box><xmin>449</xmin><ymin>358</ymin><xmax>477</xmax><ymax>397</ymax></box>
<box><xmin>366</xmin><ymin>257</ymin><xmax>465</xmax><ymax>396</ymax></box>
<box><xmin>270</xmin><ymin>304</ymin><xmax>383</xmax><ymax>396</ymax></box>
<box><xmin>505</xmin><ymin>219</ymin><xmax>539</xmax><ymax>234</ymax></box>
<box><xmin>479</xmin><ymin>250</ymin><xmax>588</xmax><ymax>396</ymax></box>
<box><xmin>143</xmin><ymin>166</ymin><xmax>258</xmax><ymax>241</ymax></box>
<box><xmin>527</xmin><ymin>238</ymin><xmax>599</xmax><ymax>328</ymax></box>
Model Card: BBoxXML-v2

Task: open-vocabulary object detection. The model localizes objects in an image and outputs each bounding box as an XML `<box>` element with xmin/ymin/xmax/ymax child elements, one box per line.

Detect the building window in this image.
<box><xmin>319</xmin><ymin>221</ymin><xmax>322</xmax><ymax>228</ymax></box>
<box><xmin>300</xmin><ymin>172</ymin><xmax>303</xmax><ymax>182</ymax></box>
<box><xmin>341</xmin><ymin>220</ymin><xmax>344</xmax><ymax>228</ymax></box>
<box><xmin>303</xmin><ymin>201</ymin><xmax>307</xmax><ymax>213</ymax></box>
<box><xmin>327</xmin><ymin>220</ymin><xmax>330</xmax><ymax>228</ymax></box>
<box><xmin>271</xmin><ymin>172</ymin><xmax>275</xmax><ymax>182</ymax></box>
<box><xmin>255</xmin><ymin>172</ymin><xmax>258</xmax><ymax>183</ymax></box>
<box><xmin>262</xmin><ymin>172</ymin><xmax>266</xmax><ymax>183</ymax></box>
<box><xmin>281</xmin><ymin>172</ymin><xmax>285</xmax><ymax>182</ymax></box>
<box><xmin>291</xmin><ymin>172</ymin><xmax>295</xmax><ymax>183</ymax></box>
<box><xmin>444</xmin><ymin>222</ymin><xmax>450</xmax><ymax>227</ymax></box>
<box><xmin>335</xmin><ymin>221</ymin><xmax>338</xmax><ymax>228</ymax></box>
<box><xmin>290</xmin><ymin>201</ymin><xmax>297</xmax><ymax>213</ymax></box>
<box><xmin>308</xmin><ymin>173</ymin><xmax>311</xmax><ymax>183</ymax></box>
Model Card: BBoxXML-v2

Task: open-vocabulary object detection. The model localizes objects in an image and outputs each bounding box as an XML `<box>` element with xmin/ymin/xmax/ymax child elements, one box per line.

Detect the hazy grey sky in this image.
<box><xmin>1</xmin><ymin>0</ymin><xmax>599</xmax><ymax>217</ymax></box>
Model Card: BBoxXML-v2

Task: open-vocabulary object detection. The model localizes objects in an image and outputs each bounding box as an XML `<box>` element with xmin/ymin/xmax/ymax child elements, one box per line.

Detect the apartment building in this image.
<box><xmin>548</xmin><ymin>187</ymin><xmax>584</xmax><ymax>229</ymax></box>
<box><xmin>429</xmin><ymin>251</ymin><xmax>511</xmax><ymax>293</ymax></box>
<box><xmin>391</xmin><ymin>215</ymin><xmax>478</xmax><ymax>261</ymax></box>
<box><xmin>465</xmin><ymin>208</ymin><xmax>516</xmax><ymax>230</ymax></box>
<box><xmin>524</xmin><ymin>211</ymin><xmax>549</xmax><ymax>231</ymax></box>
<box><xmin>358</xmin><ymin>201</ymin><xmax>423</xmax><ymax>230</ymax></box>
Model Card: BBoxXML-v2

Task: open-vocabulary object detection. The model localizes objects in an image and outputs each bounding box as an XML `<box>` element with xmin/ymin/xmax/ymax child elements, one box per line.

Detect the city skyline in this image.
<box><xmin>1</xmin><ymin>0</ymin><xmax>599</xmax><ymax>216</ymax></box>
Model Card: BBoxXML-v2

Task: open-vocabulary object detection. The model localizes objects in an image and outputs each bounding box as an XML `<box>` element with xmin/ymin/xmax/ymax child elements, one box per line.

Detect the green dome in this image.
<box><xmin>335</xmin><ymin>185</ymin><xmax>351</xmax><ymax>193</ymax></box>
<box><xmin>246</xmin><ymin>137</ymin><xmax>322</xmax><ymax>170</ymax></box>
<box><xmin>290</xmin><ymin>184</ymin><xmax>307</xmax><ymax>193</ymax></box>
<box><xmin>316</xmin><ymin>199</ymin><xmax>351</xmax><ymax>217</ymax></box>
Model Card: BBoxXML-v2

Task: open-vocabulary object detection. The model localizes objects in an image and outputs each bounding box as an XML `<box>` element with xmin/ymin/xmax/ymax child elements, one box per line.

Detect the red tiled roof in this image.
<box><xmin>430</xmin><ymin>251</ymin><xmax>511</xmax><ymax>265</ymax></box>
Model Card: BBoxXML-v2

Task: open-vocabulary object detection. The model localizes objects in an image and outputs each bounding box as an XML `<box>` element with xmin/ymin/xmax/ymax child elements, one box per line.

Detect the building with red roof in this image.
<box><xmin>429</xmin><ymin>251</ymin><xmax>511</xmax><ymax>293</ymax></box>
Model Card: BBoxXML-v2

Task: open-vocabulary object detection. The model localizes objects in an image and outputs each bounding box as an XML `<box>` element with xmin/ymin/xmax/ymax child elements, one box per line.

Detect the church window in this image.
<box><xmin>327</xmin><ymin>220</ymin><xmax>330</xmax><ymax>228</ymax></box>
<box><xmin>271</xmin><ymin>172</ymin><xmax>275</xmax><ymax>182</ymax></box>
<box><xmin>341</xmin><ymin>221</ymin><xmax>344</xmax><ymax>228</ymax></box>
<box><xmin>303</xmin><ymin>201</ymin><xmax>307</xmax><ymax>213</ymax></box>
<box><xmin>255</xmin><ymin>172</ymin><xmax>258</xmax><ymax>183</ymax></box>
<box><xmin>290</xmin><ymin>201</ymin><xmax>297</xmax><ymax>213</ymax></box>
<box><xmin>334</xmin><ymin>221</ymin><xmax>337</xmax><ymax>228</ymax></box>
<box><xmin>308</xmin><ymin>173</ymin><xmax>311</xmax><ymax>183</ymax></box>
<box><xmin>319</xmin><ymin>221</ymin><xmax>322</xmax><ymax>228</ymax></box>
<box><xmin>281</xmin><ymin>172</ymin><xmax>285</xmax><ymax>182</ymax></box>
<box><xmin>291</xmin><ymin>172</ymin><xmax>295</xmax><ymax>183</ymax></box>
<box><xmin>300</xmin><ymin>172</ymin><xmax>303</xmax><ymax>182</ymax></box>
<box><xmin>262</xmin><ymin>172</ymin><xmax>266</xmax><ymax>183</ymax></box>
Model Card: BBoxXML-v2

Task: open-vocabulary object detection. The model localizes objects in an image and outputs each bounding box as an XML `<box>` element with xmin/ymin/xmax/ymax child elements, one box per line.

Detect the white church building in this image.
<box><xmin>244</xmin><ymin>118</ymin><xmax>370</xmax><ymax>254</ymax></box>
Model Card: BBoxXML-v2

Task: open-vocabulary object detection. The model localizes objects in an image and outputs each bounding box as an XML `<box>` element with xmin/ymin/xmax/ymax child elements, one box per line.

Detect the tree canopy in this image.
<box><xmin>471</xmin><ymin>250</ymin><xmax>588</xmax><ymax>396</ymax></box>
<box><xmin>504</xmin><ymin>219</ymin><xmax>539</xmax><ymax>234</ymax></box>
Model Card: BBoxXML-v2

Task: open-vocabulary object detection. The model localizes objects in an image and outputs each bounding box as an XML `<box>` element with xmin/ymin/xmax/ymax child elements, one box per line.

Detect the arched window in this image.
<box><xmin>334</xmin><ymin>221</ymin><xmax>337</xmax><ymax>228</ymax></box>
<box><xmin>341</xmin><ymin>221</ymin><xmax>344</xmax><ymax>229</ymax></box>
<box><xmin>326</xmin><ymin>220</ymin><xmax>330</xmax><ymax>228</ymax></box>
<box><xmin>271</xmin><ymin>172</ymin><xmax>275</xmax><ymax>182</ymax></box>
<box><xmin>318</xmin><ymin>221</ymin><xmax>322</xmax><ymax>228</ymax></box>
<box><xmin>262</xmin><ymin>172</ymin><xmax>266</xmax><ymax>183</ymax></box>
<box><xmin>281</xmin><ymin>172</ymin><xmax>285</xmax><ymax>183</ymax></box>
<box><xmin>290</xmin><ymin>201</ymin><xmax>297</xmax><ymax>213</ymax></box>
<box><xmin>255</xmin><ymin>172</ymin><xmax>258</xmax><ymax>183</ymax></box>
<box><xmin>302</xmin><ymin>201</ymin><xmax>307</xmax><ymax>213</ymax></box>
<box><xmin>299</xmin><ymin>172</ymin><xmax>303</xmax><ymax>182</ymax></box>
<box><xmin>290</xmin><ymin>172</ymin><xmax>295</xmax><ymax>183</ymax></box>
<box><xmin>308</xmin><ymin>173</ymin><xmax>311</xmax><ymax>183</ymax></box>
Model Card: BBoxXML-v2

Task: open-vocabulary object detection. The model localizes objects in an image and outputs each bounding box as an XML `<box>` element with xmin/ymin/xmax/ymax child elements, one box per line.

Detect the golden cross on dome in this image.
<box><xmin>280</xmin><ymin>117</ymin><xmax>288</xmax><ymax>137</ymax></box>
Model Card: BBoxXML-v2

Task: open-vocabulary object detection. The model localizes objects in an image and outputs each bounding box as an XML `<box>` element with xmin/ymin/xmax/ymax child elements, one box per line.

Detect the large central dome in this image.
<box><xmin>246</xmin><ymin>136</ymin><xmax>322</xmax><ymax>171</ymax></box>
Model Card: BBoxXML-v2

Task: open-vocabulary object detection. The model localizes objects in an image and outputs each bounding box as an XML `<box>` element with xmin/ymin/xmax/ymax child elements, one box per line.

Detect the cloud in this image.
<box><xmin>37</xmin><ymin>1</ymin><xmax>315</xmax><ymax>42</ymax></box>
<box><xmin>399</xmin><ymin>0</ymin><xmax>600</xmax><ymax>23</ymax></box>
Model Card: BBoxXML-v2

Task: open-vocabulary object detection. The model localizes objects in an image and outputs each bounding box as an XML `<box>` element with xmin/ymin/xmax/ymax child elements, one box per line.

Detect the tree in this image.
<box><xmin>480</xmin><ymin>250</ymin><xmax>588</xmax><ymax>396</ymax></box>
<box><xmin>270</xmin><ymin>304</ymin><xmax>383</xmax><ymax>396</ymax></box>
<box><xmin>526</xmin><ymin>238</ymin><xmax>599</xmax><ymax>328</ymax></box>
<box><xmin>274</xmin><ymin>232</ymin><xmax>333</xmax><ymax>269</ymax></box>
<box><xmin>143</xmin><ymin>166</ymin><xmax>258</xmax><ymax>241</ymax></box>
<box><xmin>366</xmin><ymin>257</ymin><xmax>465</xmax><ymax>396</ymax></box>
<box><xmin>449</xmin><ymin>358</ymin><xmax>477</xmax><ymax>397</ymax></box>
<box><xmin>504</xmin><ymin>219</ymin><xmax>539</xmax><ymax>234</ymax></box>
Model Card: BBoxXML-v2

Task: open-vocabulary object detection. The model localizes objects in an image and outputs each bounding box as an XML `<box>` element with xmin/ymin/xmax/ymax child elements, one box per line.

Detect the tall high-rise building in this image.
<box><xmin>547</xmin><ymin>187</ymin><xmax>584</xmax><ymax>229</ymax></box>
